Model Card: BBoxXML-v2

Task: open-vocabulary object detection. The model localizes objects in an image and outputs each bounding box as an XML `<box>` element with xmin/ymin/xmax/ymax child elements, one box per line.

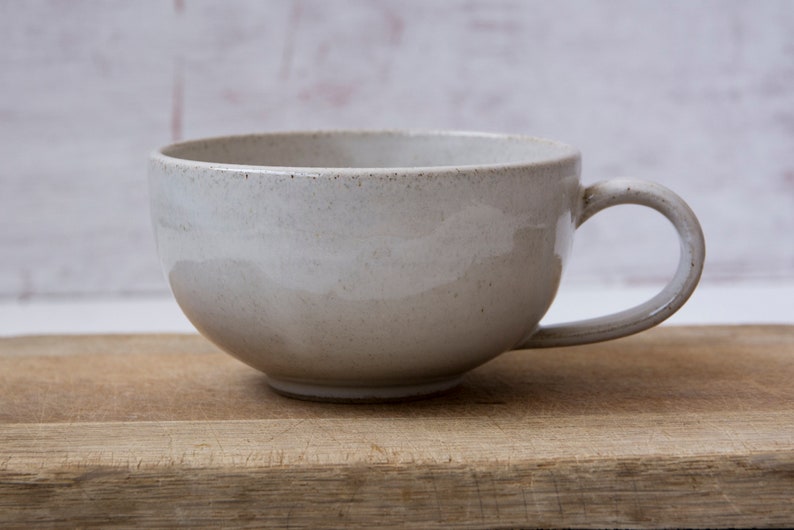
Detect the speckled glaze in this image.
<box><xmin>149</xmin><ymin>130</ymin><xmax>704</xmax><ymax>401</ymax></box>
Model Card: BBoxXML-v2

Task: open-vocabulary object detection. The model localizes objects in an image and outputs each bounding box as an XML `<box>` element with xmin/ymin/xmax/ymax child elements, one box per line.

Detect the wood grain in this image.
<box><xmin>1</xmin><ymin>326</ymin><xmax>793</xmax><ymax>527</ymax></box>
<box><xmin>3</xmin><ymin>2</ymin><xmax>794</xmax><ymax>299</ymax></box>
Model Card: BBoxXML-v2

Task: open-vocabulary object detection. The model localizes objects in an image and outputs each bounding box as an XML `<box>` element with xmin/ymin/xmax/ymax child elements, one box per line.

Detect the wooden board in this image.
<box><xmin>5</xmin><ymin>4</ymin><xmax>794</xmax><ymax>300</ymax></box>
<box><xmin>1</xmin><ymin>326</ymin><xmax>793</xmax><ymax>528</ymax></box>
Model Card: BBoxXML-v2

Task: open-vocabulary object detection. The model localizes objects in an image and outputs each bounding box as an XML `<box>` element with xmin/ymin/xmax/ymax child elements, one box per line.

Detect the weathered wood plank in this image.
<box><xmin>3</xmin><ymin>2</ymin><xmax>794</xmax><ymax>298</ymax></box>
<box><xmin>1</xmin><ymin>326</ymin><xmax>793</xmax><ymax>527</ymax></box>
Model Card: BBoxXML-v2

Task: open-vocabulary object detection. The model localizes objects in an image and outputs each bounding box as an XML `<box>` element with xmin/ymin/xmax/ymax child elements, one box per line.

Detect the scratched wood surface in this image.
<box><xmin>2</xmin><ymin>1</ymin><xmax>794</xmax><ymax>300</ymax></box>
<box><xmin>1</xmin><ymin>325</ymin><xmax>793</xmax><ymax>528</ymax></box>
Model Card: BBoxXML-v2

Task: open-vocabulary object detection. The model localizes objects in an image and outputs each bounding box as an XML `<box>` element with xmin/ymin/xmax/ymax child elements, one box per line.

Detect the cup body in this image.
<box><xmin>149</xmin><ymin>131</ymin><xmax>581</xmax><ymax>400</ymax></box>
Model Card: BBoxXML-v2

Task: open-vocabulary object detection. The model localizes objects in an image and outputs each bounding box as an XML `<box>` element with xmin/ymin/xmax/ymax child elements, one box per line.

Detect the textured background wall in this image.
<box><xmin>1</xmin><ymin>0</ymin><xmax>792</xmax><ymax>300</ymax></box>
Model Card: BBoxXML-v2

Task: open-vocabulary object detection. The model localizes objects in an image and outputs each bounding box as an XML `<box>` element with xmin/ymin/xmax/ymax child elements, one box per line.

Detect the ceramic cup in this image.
<box><xmin>149</xmin><ymin>130</ymin><xmax>705</xmax><ymax>401</ymax></box>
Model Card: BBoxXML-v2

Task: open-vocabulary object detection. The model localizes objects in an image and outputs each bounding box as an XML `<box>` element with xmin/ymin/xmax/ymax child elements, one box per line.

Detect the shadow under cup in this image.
<box><xmin>148</xmin><ymin>130</ymin><xmax>702</xmax><ymax>402</ymax></box>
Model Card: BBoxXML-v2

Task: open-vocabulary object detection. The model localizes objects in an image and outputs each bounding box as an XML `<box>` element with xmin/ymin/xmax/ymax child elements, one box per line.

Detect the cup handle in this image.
<box><xmin>518</xmin><ymin>178</ymin><xmax>705</xmax><ymax>349</ymax></box>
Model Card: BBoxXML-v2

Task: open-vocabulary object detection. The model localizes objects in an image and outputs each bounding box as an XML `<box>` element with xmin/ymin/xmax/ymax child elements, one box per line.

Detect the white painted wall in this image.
<box><xmin>1</xmin><ymin>0</ymin><xmax>792</xmax><ymax>300</ymax></box>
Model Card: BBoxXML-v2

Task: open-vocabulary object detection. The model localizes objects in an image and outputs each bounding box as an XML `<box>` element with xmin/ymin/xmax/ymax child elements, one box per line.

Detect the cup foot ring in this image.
<box><xmin>266</xmin><ymin>375</ymin><xmax>463</xmax><ymax>403</ymax></box>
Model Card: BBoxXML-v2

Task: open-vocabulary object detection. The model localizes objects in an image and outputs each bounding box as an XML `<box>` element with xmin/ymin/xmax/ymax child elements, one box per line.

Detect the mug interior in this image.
<box><xmin>159</xmin><ymin>130</ymin><xmax>578</xmax><ymax>169</ymax></box>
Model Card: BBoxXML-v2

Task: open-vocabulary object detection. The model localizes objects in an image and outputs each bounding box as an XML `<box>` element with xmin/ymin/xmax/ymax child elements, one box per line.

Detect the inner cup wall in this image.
<box><xmin>160</xmin><ymin>131</ymin><xmax>576</xmax><ymax>169</ymax></box>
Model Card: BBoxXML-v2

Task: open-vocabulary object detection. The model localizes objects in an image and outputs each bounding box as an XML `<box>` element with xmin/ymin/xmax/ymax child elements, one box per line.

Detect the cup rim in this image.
<box><xmin>150</xmin><ymin>129</ymin><xmax>581</xmax><ymax>176</ymax></box>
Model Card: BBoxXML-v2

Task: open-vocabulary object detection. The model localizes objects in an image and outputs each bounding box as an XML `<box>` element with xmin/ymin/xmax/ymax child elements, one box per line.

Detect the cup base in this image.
<box><xmin>266</xmin><ymin>375</ymin><xmax>463</xmax><ymax>403</ymax></box>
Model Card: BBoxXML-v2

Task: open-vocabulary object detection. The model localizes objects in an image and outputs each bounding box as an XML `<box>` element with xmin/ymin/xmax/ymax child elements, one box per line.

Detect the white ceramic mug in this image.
<box><xmin>149</xmin><ymin>130</ymin><xmax>705</xmax><ymax>401</ymax></box>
